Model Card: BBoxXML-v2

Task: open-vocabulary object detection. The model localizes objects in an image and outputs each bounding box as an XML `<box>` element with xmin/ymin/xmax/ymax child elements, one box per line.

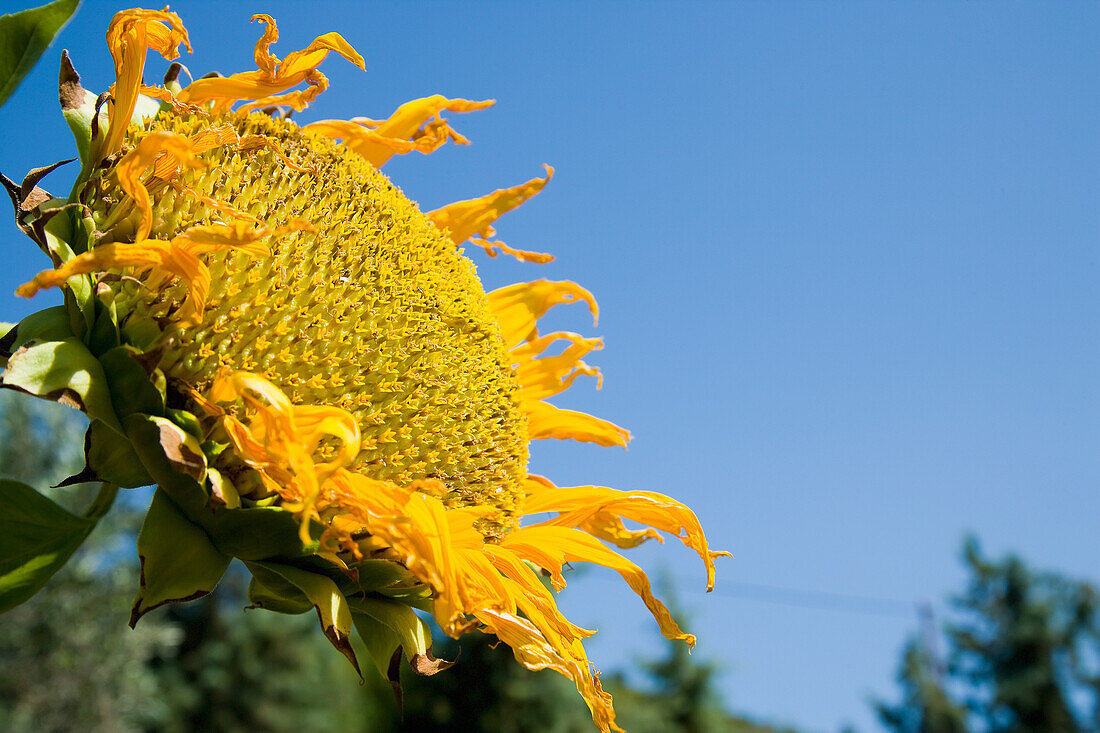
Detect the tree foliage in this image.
<box><xmin>877</xmin><ymin>537</ymin><xmax>1100</xmax><ymax>733</ymax></box>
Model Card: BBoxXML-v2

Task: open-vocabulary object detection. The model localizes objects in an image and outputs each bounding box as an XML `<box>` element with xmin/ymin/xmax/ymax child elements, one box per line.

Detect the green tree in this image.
<box><xmin>0</xmin><ymin>394</ymin><xmax>178</xmax><ymax>733</ymax></box>
<box><xmin>950</xmin><ymin>537</ymin><xmax>1097</xmax><ymax>731</ymax></box>
<box><xmin>876</xmin><ymin>537</ymin><xmax>1100</xmax><ymax>733</ymax></box>
<box><xmin>874</xmin><ymin>639</ymin><xmax>968</xmax><ymax>733</ymax></box>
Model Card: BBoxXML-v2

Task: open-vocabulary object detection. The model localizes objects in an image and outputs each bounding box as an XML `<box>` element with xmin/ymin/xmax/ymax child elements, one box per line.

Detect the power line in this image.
<box><xmin>688</xmin><ymin>579</ymin><xmax>917</xmax><ymax>619</ymax></box>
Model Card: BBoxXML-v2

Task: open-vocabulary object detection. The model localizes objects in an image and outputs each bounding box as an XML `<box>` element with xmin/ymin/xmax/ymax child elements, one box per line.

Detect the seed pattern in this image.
<box><xmin>100</xmin><ymin>113</ymin><xmax>529</xmax><ymax>534</ymax></box>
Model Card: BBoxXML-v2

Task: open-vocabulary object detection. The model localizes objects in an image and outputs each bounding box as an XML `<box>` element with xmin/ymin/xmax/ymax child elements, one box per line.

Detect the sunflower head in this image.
<box><xmin>0</xmin><ymin>9</ymin><xmax>728</xmax><ymax>732</ymax></box>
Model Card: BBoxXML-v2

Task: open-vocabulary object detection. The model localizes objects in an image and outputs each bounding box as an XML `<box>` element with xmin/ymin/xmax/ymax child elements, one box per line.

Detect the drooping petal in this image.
<box><xmin>502</xmin><ymin>525</ymin><xmax>696</xmax><ymax>647</ymax></box>
<box><xmin>306</xmin><ymin>95</ymin><xmax>493</xmax><ymax>168</ymax></box>
<box><xmin>523</xmin><ymin>478</ymin><xmax>732</xmax><ymax>590</ymax></box>
<box><xmin>103</xmin><ymin>9</ymin><xmax>192</xmax><ymax>157</ymax></box>
<box><xmin>476</xmin><ymin>608</ymin><xmax>622</xmax><ymax>733</ymax></box>
<box><xmin>487</xmin><ymin>280</ymin><xmax>599</xmax><ymax>348</ymax></box>
<box><xmin>360</xmin><ymin>491</ymin><xmax>481</xmax><ymax>636</ymax></box>
<box><xmin>177</xmin><ymin>14</ymin><xmax>364</xmax><ymax>112</ymax></box>
<box><xmin>524</xmin><ymin>399</ymin><xmax>630</xmax><ymax>448</ymax></box>
<box><xmin>428</xmin><ymin>166</ymin><xmax>554</xmax><ymax>263</ymax></box>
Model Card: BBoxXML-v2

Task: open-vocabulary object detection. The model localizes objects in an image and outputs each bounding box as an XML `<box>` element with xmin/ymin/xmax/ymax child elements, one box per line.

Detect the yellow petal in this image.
<box><xmin>306</xmin><ymin>96</ymin><xmax>494</xmax><ymax>168</ymax></box>
<box><xmin>17</xmin><ymin>239</ymin><xmax>210</xmax><ymax>325</ymax></box>
<box><xmin>177</xmin><ymin>15</ymin><xmax>363</xmax><ymax>112</ymax></box>
<box><xmin>469</xmin><ymin>236</ymin><xmax>555</xmax><ymax>265</ymax></box>
<box><xmin>502</xmin><ymin>525</ymin><xmax>696</xmax><ymax>647</ymax></box>
<box><xmin>524</xmin><ymin>399</ymin><xmax>630</xmax><ymax>448</ymax></box>
<box><xmin>512</xmin><ymin>332</ymin><xmax>604</xmax><ymax>401</ymax></box>
<box><xmin>476</xmin><ymin>608</ymin><xmax>623</xmax><ymax>733</ymax></box>
<box><xmin>523</xmin><ymin>479</ymin><xmax>731</xmax><ymax>590</ymax></box>
<box><xmin>103</xmin><ymin>9</ymin><xmax>191</xmax><ymax>157</ymax></box>
<box><xmin>168</xmin><ymin>181</ymin><xmax>261</xmax><ymax>225</ymax></box>
<box><xmin>487</xmin><ymin>279</ymin><xmax>598</xmax><ymax>349</ymax></box>
<box><xmin>482</xmin><ymin>544</ymin><xmax>595</xmax><ymax>644</ymax></box>
<box><xmin>428</xmin><ymin>165</ymin><xmax>554</xmax><ymax>263</ymax></box>
<box><xmin>115</xmin><ymin>132</ymin><xmax>203</xmax><ymax>242</ymax></box>
<box><xmin>177</xmin><ymin>219</ymin><xmax>312</xmax><ymax>257</ymax></box>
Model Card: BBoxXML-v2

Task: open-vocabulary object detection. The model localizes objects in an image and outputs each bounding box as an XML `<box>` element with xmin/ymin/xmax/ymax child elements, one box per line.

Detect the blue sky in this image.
<box><xmin>1</xmin><ymin>1</ymin><xmax>1097</xmax><ymax>730</ymax></box>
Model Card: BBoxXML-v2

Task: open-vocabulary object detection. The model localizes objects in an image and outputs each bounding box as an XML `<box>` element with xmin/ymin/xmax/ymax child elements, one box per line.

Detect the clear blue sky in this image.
<box><xmin>1</xmin><ymin>2</ymin><xmax>1097</xmax><ymax>730</ymax></box>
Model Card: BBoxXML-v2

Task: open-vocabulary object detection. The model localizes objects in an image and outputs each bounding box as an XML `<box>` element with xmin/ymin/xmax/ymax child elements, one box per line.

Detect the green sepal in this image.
<box><xmin>0</xmin><ymin>479</ymin><xmax>114</xmax><ymax>613</ymax></box>
<box><xmin>79</xmin><ymin>418</ymin><xmax>152</xmax><ymax>489</ymax></box>
<box><xmin>99</xmin><ymin>345</ymin><xmax>165</xmax><ymax>419</ymax></box>
<box><xmin>122</xmin><ymin>412</ymin><xmax>208</xmax><ymax>510</ymax></box>
<box><xmin>86</xmin><ymin>298</ymin><xmax>120</xmax><ymax>355</ymax></box>
<box><xmin>0</xmin><ymin>305</ymin><xmax>75</xmax><ymax>354</ymax></box>
<box><xmin>351</xmin><ymin>596</ymin><xmax>453</xmax><ymax>695</ymax></box>
<box><xmin>351</xmin><ymin>597</ymin><xmax>432</xmax><ymax>672</ymax></box>
<box><xmin>0</xmin><ymin>0</ymin><xmax>80</xmax><ymax>108</ymax></box>
<box><xmin>354</xmin><ymin>559</ymin><xmax>421</xmax><ymax>593</ymax></box>
<box><xmin>244</xmin><ymin>560</ymin><xmax>360</xmax><ymax>675</ymax></box>
<box><xmin>204</xmin><ymin>505</ymin><xmax>319</xmax><ymax>560</ymax></box>
<box><xmin>0</xmin><ymin>337</ymin><xmax>122</xmax><ymax>433</ymax></box>
<box><xmin>40</xmin><ymin>213</ymin><xmax>95</xmax><ymax>330</ymax></box>
<box><xmin>246</xmin><ymin>563</ymin><xmax>314</xmax><ymax>615</ymax></box>
<box><xmin>167</xmin><ymin>408</ymin><xmax>203</xmax><ymax>440</ymax></box>
<box><xmin>130</xmin><ymin>488</ymin><xmax>230</xmax><ymax>627</ymax></box>
<box><xmin>61</xmin><ymin>59</ymin><xmax>103</xmax><ymax>173</ymax></box>
<box><xmin>119</xmin><ymin>315</ymin><xmax>163</xmax><ymax>352</ymax></box>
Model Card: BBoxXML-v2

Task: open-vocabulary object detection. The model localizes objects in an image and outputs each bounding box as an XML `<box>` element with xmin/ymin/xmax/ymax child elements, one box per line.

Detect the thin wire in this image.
<box><xmin>687</xmin><ymin>579</ymin><xmax>917</xmax><ymax>619</ymax></box>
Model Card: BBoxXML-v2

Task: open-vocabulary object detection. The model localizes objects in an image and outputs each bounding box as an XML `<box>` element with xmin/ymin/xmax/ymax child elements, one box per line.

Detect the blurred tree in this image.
<box><xmin>876</xmin><ymin>537</ymin><xmax>1100</xmax><ymax>733</ymax></box>
<box><xmin>145</xmin><ymin>581</ymin><xmax>372</xmax><ymax>733</ymax></box>
<box><xmin>874</xmin><ymin>639</ymin><xmax>968</xmax><ymax>733</ymax></box>
<box><xmin>949</xmin><ymin>537</ymin><xmax>1098</xmax><ymax>731</ymax></box>
<box><xmin>0</xmin><ymin>394</ymin><xmax>177</xmax><ymax>733</ymax></box>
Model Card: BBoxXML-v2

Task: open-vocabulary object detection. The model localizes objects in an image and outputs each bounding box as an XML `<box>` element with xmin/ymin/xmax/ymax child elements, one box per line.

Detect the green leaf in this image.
<box><xmin>0</xmin><ymin>478</ymin><xmax>101</xmax><ymax>613</ymax></box>
<box><xmin>121</xmin><ymin>412</ymin><xmax>209</xmax><ymax>517</ymax></box>
<box><xmin>0</xmin><ymin>337</ymin><xmax>121</xmax><ymax>432</ymax></box>
<box><xmin>130</xmin><ymin>488</ymin><xmax>230</xmax><ymax>627</ymax></box>
<box><xmin>0</xmin><ymin>0</ymin><xmax>80</xmax><ymax>108</ymax></box>
<box><xmin>0</xmin><ymin>306</ymin><xmax>75</xmax><ymax>353</ymax></box>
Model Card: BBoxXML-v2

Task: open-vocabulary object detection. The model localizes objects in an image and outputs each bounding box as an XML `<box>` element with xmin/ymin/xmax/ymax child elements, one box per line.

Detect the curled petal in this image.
<box><xmin>476</xmin><ymin>609</ymin><xmax>622</xmax><ymax>733</ymax></box>
<box><xmin>428</xmin><ymin>165</ymin><xmax>554</xmax><ymax>263</ymax></box>
<box><xmin>488</xmin><ymin>279</ymin><xmax>598</xmax><ymax>349</ymax></box>
<box><xmin>502</xmin><ymin>525</ymin><xmax>695</xmax><ymax>647</ymax></box>
<box><xmin>16</xmin><ymin>239</ymin><xmax>207</xmax><ymax>325</ymax></box>
<box><xmin>307</xmin><ymin>95</ymin><xmax>494</xmax><ymax>168</ymax></box>
<box><xmin>168</xmin><ymin>181</ymin><xmax>261</xmax><ymax>225</ymax></box>
<box><xmin>16</xmin><ymin>220</ymin><xmax>300</xmax><ymax>324</ymax></box>
<box><xmin>513</xmin><ymin>332</ymin><xmax>604</xmax><ymax>401</ymax></box>
<box><xmin>177</xmin><ymin>14</ymin><xmax>364</xmax><ymax>112</ymax></box>
<box><xmin>103</xmin><ymin>9</ymin><xmax>192</xmax><ymax>157</ymax></box>
<box><xmin>524</xmin><ymin>399</ymin><xmax>630</xmax><ymax>448</ymax></box>
<box><xmin>362</xmin><ymin>492</ymin><xmax>481</xmax><ymax>636</ymax></box>
<box><xmin>209</xmin><ymin>372</ymin><xmax>363</xmax><ymax>542</ymax></box>
<box><xmin>523</xmin><ymin>478</ymin><xmax>731</xmax><ymax>590</ymax></box>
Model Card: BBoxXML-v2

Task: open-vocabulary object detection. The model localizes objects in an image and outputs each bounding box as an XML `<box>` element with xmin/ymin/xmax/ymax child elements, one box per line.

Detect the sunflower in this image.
<box><xmin>0</xmin><ymin>8</ymin><xmax>728</xmax><ymax>731</ymax></box>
